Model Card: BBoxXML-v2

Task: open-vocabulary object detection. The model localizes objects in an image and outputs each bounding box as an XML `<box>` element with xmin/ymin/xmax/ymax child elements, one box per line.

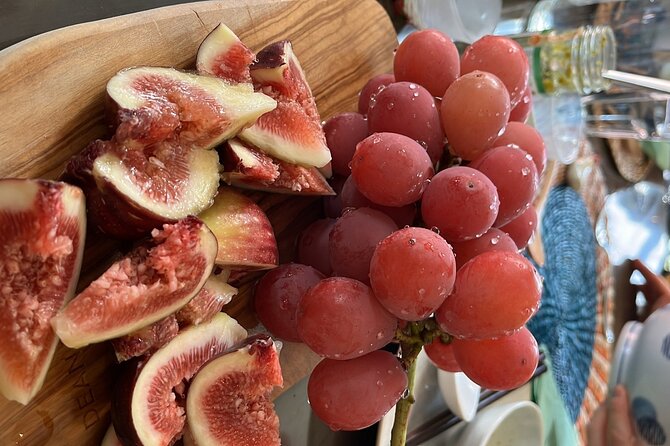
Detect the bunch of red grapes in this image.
<box><xmin>254</xmin><ymin>30</ymin><xmax>546</xmax><ymax>432</ymax></box>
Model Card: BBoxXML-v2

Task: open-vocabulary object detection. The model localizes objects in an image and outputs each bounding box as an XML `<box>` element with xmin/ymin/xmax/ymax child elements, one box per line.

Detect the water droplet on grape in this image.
<box><xmin>369</xmin><ymin>96</ymin><xmax>377</xmax><ymax>109</ymax></box>
<box><xmin>521</xmin><ymin>167</ymin><xmax>530</xmax><ymax>176</ymax></box>
<box><xmin>386</xmin><ymin>102</ymin><xmax>395</xmax><ymax>110</ymax></box>
<box><xmin>376</xmin><ymin>380</ymin><xmax>384</xmax><ymax>387</ymax></box>
<box><xmin>430</xmin><ymin>226</ymin><xmax>440</xmax><ymax>234</ymax></box>
<box><xmin>508</xmin><ymin>48</ymin><xmax>514</xmax><ymax>53</ymax></box>
<box><xmin>412</xmin><ymin>92</ymin><xmax>419</xmax><ymax>98</ymax></box>
<box><xmin>403</xmin><ymin>225</ymin><xmax>410</xmax><ymax>229</ymax></box>
<box><xmin>490</xmin><ymin>237</ymin><xmax>499</xmax><ymax>245</ymax></box>
<box><xmin>408</xmin><ymin>238</ymin><xmax>416</xmax><ymax>246</ymax></box>
<box><xmin>376</xmin><ymin>331</ymin><xmax>384</xmax><ymax>340</ymax></box>
<box><xmin>409</xmin><ymin>83</ymin><xmax>417</xmax><ymax>90</ymax></box>
<box><xmin>525</xmin><ymin>153</ymin><xmax>533</xmax><ymax>161</ymax></box>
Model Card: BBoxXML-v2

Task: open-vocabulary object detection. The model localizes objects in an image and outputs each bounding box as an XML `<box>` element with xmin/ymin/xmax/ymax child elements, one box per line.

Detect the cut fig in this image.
<box><xmin>51</xmin><ymin>217</ymin><xmax>217</xmax><ymax>348</ymax></box>
<box><xmin>198</xmin><ymin>187</ymin><xmax>278</xmax><ymax>270</ymax></box>
<box><xmin>108</xmin><ymin>67</ymin><xmax>276</xmax><ymax>149</ymax></box>
<box><xmin>175</xmin><ymin>270</ymin><xmax>237</xmax><ymax>326</ymax></box>
<box><xmin>112</xmin><ymin>312</ymin><xmax>247</xmax><ymax>446</ymax></box>
<box><xmin>111</xmin><ymin>315</ymin><xmax>179</xmax><ymax>362</ymax></box>
<box><xmin>66</xmin><ymin>138</ymin><xmax>221</xmax><ymax>239</ymax></box>
<box><xmin>0</xmin><ymin>179</ymin><xmax>86</xmax><ymax>405</ymax></box>
<box><xmin>239</xmin><ymin>40</ymin><xmax>331</xmax><ymax>168</ymax></box>
<box><xmin>221</xmin><ymin>138</ymin><xmax>335</xmax><ymax>195</ymax></box>
<box><xmin>186</xmin><ymin>335</ymin><xmax>283</xmax><ymax>446</ymax></box>
<box><xmin>197</xmin><ymin>23</ymin><xmax>255</xmax><ymax>84</ymax></box>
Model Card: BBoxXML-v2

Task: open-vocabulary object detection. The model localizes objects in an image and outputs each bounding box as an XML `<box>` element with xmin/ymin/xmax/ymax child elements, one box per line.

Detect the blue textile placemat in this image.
<box><xmin>527</xmin><ymin>186</ymin><xmax>598</xmax><ymax>422</ymax></box>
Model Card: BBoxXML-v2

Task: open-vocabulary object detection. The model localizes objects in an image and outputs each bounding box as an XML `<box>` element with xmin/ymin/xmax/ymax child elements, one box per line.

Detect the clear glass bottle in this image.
<box><xmin>518</xmin><ymin>25</ymin><xmax>617</xmax><ymax>95</ymax></box>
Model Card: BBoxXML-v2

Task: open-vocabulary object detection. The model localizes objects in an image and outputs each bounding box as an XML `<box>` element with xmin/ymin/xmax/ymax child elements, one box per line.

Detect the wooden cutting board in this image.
<box><xmin>0</xmin><ymin>1</ymin><xmax>396</xmax><ymax>444</ymax></box>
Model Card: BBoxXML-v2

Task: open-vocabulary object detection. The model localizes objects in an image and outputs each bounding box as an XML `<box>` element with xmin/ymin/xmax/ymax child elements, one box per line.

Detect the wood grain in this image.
<box><xmin>0</xmin><ymin>1</ymin><xmax>396</xmax><ymax>444</ymax></box>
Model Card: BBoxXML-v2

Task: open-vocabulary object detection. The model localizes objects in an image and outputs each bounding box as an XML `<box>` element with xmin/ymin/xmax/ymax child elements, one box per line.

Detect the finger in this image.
<box><xmin>631</xmin><ymin>260</ymin><xmax>670</xmax><ymax>301</ymax></box>
<box><xmin>586</xmin><ymin>403</ymin><xmax>608</xmax><ymax>446</ymax></box>
<box><xmin>607</xmin><ymin>385</ymin><xmax>638</xmax><ymax>446</ymax></box>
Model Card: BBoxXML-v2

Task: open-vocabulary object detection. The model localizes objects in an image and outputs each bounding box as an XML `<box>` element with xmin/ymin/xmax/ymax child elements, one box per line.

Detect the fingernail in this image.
<box><xmin>614</xmin><ymin>384</ymin><xmax>625</xmax><ymax>398</ymax></box>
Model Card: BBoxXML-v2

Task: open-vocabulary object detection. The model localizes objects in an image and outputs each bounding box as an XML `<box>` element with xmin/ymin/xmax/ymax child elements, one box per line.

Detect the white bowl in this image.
<box><xmin>437</xmin><ymin>370</ymin><xmax>480</xmax><ymax>422</ymax></box>
<box><xmin>610</xmin><ymin>304</ymin><xmax>670</xmax><ymax>444</ymax></box>
<box><xmin>455</xmin><ymin>401</ymin><xmax>543</xmax><ymax>446</ymax></box>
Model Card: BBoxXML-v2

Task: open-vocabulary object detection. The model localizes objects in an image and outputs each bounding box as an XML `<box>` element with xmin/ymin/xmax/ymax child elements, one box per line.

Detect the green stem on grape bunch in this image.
<box><xmin>390</xmin><ymin>339</ymin><xmax>421</xmax><ymax>446</ymax></box>
<box><xmin>390</xmin><ymin>319</ymin><xmax>451</xmax><ymax>446</ymax></box>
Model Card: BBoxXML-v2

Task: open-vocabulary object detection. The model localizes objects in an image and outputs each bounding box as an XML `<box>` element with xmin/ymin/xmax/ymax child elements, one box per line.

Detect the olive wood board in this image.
<box><xmin>0</xmin><ymin>0</ymin><xmax>397</xmax><ymax>444</ymax></box>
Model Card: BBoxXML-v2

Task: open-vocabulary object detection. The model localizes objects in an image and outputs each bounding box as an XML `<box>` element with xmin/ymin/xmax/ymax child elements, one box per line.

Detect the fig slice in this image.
<box><xmin>239</xmin><ymin>40</ymin><xmax>331</xmax><ymax>168</ymax></box>
<box><xmin>108</xmin><ymin>67</ymin><xmax>276</xmax><ymax>149</ymax></box>
<box><xmin>196</xmin><ymin>23</ymin><xmax>255</xmax><ymax>84</ymax></box>
<box><xmin>198</xmin><ymin>187</ymin><xmax>278</xmax><ymax>270</ymax></box>
<box><xmin>65</xmin><ymin>137</ymin><xmax>221</xmax><ymax>240</ymax></box>
<box><xmin>221</xmin><ymin>138</ymin><xmax>335</xmax><ymax>195</ymax></box>
<box><xmin>0</xmin><ymin>179</ymin><xmax>86</xmax><ymax>405</ymax></box>
<box><xmin>111</xmin><ymin>315</ymin><xmax>180</xmax><ymax>363</ymax></box>
<box><xmin>175</xmin><ymin>269</ymin><xmax>237</xmax><ymax>326</ymax></box>
<box><xmin>186</xmin><ymin>335</ymin><xmax>283</xmax><ymax>446</ymax></box>
<box><xmin>112</xmin><ymin>312</ymin><xmax>247</xmax><ymax>446</ymax></box>
<box><xmin>51</xmin><ymin>216</ymin><xmax>217</xmax><ymax>348</ymax></box>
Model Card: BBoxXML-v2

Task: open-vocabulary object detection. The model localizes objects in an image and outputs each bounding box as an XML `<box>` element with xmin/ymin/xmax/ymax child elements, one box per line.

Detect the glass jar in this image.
<box><xmin>524</xmin><ymin>25</ymin><xmax>617</xmax><ymax>95</ymax></box>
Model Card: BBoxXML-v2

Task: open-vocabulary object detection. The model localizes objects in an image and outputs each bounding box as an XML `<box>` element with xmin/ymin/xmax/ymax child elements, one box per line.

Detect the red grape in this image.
<box><xmin>460</xmin><ymin>35</ymin><xmax>529</xmax><ymax>107</ymax></box>
<box><xmin>323</xmin><ymin>175</ymin><xmax>347</xmax><ymax>219</ymax></box>
<box><xmin>435</xmin><ymin>251</ymin><xmax>542</xmax><ymax>339</ymax></box>
<box><xmin>340</xmin><ymin>175</ymin><xmax>417</xmax><ymax>227</ymax></box>
<box><xmin>499</xmin><ymin>206</ymin><xmax>538</xmax><ymax>250</ymax></box>
<box><xmin>296</xmin><ymin>277</ymin><xmax>397</xmax><ymax>360</ymax></box>
<box><xmin>329</xmin><ymin>207</ymin><xmax>398</xmax><ymax>283</ymax></box>
<box><xmin>393</xmin><ymin>29</ymin><xmax>460</xmax><ymax>98</ymax></box>
<box><xmin>253</xmin><ymin>263</ymin><xmax>325</xmax><ymax>342</ymax></box>
<box><xmin>424</xmin><ymin>339</ymin><xmax>461</xmax><ymax>372</ymax></box>
<box><xmin>308</xmin><ymin>351</ymin><xmax>408</xmax><ymax>430</ymax></box>
<box><xmin>351</xmin><ymin>132</ymin><xmax>434</xmax><ymax>207</ymax></box>
<box><xmin>358</xmin><ymin>73</ymin><xmax>395</xmax><ymax>115</ymax></box>
<box><xmin>323</xmin><ymin>112</ymin><xmax>369</xmax><ymax>176</ymax></box>
<box><xmin>420</xmin><ymin>166</ymin><xmax>499</xmax><ymax>242</ymax></box>
<box><xmin>470</xmin><ymin>145</ymin><xmax>538</xmax><ymax>227</ymax></box>
<box><xmin>450</xmin><ymin>227</ymin><xmax>517</xmax><ymax>270</ymax></box>
<box><xmin>441</xmin><ymin>71</ymin><xmax>510</xmax><ymax>160</ymax></box>
<box><xmin>298</xmin><ymin>218</ymin><xmax>336</xmax><ymax>276</ymax></box>
<box><xmin>369</xmin><ymin>227</ymin><xmax>456</xmax><ymax>320</ymax></box>
<box><xmin>493</xmin><ymin>121</ymin><xmax>547</xmax><ymax>175</ymax></box>
<box><xmin>509</xmin><ymin>84</ymin><xmax>532</xmax><ymax>123</ymax></box>
<box><xmin>367</xmin><ymin>83</ymin><xmax>445</xmax><ymax>164</ymax></box>
<box><xmin>452</xmin><ymin>326</ymin><xmax>539</xmax><ymax>390</ymax></box>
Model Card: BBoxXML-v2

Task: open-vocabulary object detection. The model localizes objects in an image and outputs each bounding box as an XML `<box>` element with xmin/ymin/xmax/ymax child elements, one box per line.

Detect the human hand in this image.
<box><xmin>631</xmin><ymin>259</ymin><xmax>670</xmax><ymax>320</ymax></box>
<box><xmin>587</xmin><ymin>385</ymin><xmax>642</xmax><ymax>446</ymax></box>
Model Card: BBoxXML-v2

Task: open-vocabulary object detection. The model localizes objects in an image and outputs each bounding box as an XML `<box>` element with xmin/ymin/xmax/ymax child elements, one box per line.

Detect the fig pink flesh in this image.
<box><xmin>187</xmin><ymin>337</ymin><xmax>283</xmax><ymax>446</ymax></box>
<box><xmin>0</xmin><ymin>180</ymin><xmax>84</xmax><ymax>404</ymax></box>
<box><xmin>53</xmin><ymin>217</ymin><xmax>215</xmax><ymax>347</ymax></box>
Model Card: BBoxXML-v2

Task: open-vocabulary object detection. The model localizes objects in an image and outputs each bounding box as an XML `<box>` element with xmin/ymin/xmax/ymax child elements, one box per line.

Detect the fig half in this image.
<box><xmin>0</xmin><ymin>179</ymin><xmax>86</xmax><ymax>404</ymax></box>
<box><xmin>112</xmin><ymin>312</ymin><xmax>247</xmax><ymax>446</ymax></box>
<box><xmin>51</xmin><ymin>216</ymin><xmax>217</xmax><ymax>348</ymax></box>
<box><xmin>239</xmin><ymin>40</ymin><xmax>332</xmax><ymax>169</ymax></box>
<box><xmin>186</xmin><ymin>335</ymin><xmax>283</xmax><ymax>446</ymax></box>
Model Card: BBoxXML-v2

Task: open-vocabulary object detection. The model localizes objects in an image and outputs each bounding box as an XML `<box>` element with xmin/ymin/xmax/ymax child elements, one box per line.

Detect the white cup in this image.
<box><xmin>454</xmin><ymin>401</ymin><xmax>543</xmax><ymax>446</ymax></box>
<box><xmin>610</xmin><ymin>304</ymin><xmax>670</xmax><ymax>445</ymax></box>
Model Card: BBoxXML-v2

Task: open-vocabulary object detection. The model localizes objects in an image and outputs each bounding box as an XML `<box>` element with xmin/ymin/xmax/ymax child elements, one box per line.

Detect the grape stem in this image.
<box><xmin>390</xmin><ymin>319</ymin><xmax>449</xmax><ymax>446</ymax></box>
